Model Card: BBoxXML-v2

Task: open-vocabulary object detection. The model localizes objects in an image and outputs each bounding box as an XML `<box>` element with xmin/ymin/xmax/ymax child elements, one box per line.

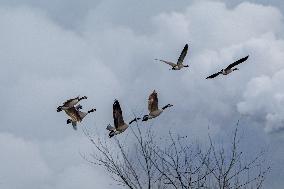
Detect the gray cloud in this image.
<box><xmin>0</xmin><ymin>133</ymin><xmax>50</xmax><ymax>189</ymax></box>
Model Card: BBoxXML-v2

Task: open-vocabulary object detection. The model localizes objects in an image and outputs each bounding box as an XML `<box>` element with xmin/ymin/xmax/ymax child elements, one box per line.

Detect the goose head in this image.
<box><xmin>233</xmin><ymin>68</ymin><xmax>239</xmax><ymax>71</ymax></box>
<box><xmin>57</xmin><ymin>106</ymin><xmax>63</xmax><ymax>112</ymax></box>
<box><xmin>184</xmin><ymin>65</ymin><xmax>189</xmax><ymax>67</ymax></box>
<box><xmin>168</xmin><ymin>104</ymin><xmax>173</xmax><ymax>108</ymax></box>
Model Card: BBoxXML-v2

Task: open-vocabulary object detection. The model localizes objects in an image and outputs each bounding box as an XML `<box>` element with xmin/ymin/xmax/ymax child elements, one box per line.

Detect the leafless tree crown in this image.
<box><xmin>83</xmin><ymin>123</ymin><xmax>270</xmax><ymax>189</ymax></box>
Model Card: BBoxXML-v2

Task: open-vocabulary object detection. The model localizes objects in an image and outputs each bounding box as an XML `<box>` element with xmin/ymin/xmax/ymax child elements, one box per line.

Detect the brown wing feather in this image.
<box><xmin>113</xmin><ymin>100</ymin><xmax>125</xmax><ymax>128</ymax></box>
<box><xmin>148</xmin><ymin>90</ymin><xmax>158</xmax><ymax>112</ymax></box>
<box><xmin>65</xmin><ymin>107</ymin><xmax>81</xmax><ymax>121</ymax></box>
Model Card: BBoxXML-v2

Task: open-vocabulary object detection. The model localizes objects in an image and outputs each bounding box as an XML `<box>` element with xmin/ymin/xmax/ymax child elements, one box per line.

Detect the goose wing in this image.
<box><xmin>148</xmin><ymin>90</ymin><xmax>159</xmax><ymax>112</ymax></box>
<box><xmin>62</xmin><ymin>96</ymin><xmax>78</xmax><ymax>106</ymax></box>
<box><xmin>155</xmin><ymin>59</ymin><xmax>176</xmax><ymax>67</ymax></box>
<box><xmin>113</xmin><ymin>100</ymin><xmax>125</xmax><ymax>129</ymax></box>
<box><xmin>206</xmin><ymin>71</ymin><xmax>222</xmax><ymax>79</ymax></box>
<box><xmin>65</xmin><ymin>107</ymin><xmax>81</xmax><ymax>121</ymax></box>
<box><xmin>78</xmin><ymin>111</ymin><xmax>87</xmax><ymax>120</ymax></box>
<box><xmin>177</xmin><ymin>44</ymin><xmax>188</xmax><ymax>65</ymax></box>
<box><xmin>225</xmin><ymin>55</ymin><xmax>249</xmax><ymax>71</ymax></box>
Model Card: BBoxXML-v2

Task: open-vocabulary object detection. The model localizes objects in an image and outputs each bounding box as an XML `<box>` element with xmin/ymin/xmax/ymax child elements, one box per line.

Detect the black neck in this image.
<box><xmin>129</xmin><ymin>117</ymin><xmax>140</xmax><ymax>125</ymax></box>
<box><xmin>162</xmin><ymin>104</ymin><xmax>171</xmax><ymax>110</ymax></box>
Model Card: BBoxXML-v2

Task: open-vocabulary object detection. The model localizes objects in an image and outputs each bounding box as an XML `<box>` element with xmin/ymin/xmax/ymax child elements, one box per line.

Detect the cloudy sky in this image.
<box><xmin>0</xmin><ymin>0</ymin><xmax>284</xmax><ymax>188</ymax></box>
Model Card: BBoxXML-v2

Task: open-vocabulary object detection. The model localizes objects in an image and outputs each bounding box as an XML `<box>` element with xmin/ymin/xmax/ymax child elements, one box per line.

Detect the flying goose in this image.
<box><xmin>155</xmin><ymin>44</ymin><xmax>189</xmax><ymax>70</ymax></box>
<box><xmin>206</xmin><ymin>55</ymin><xmax>249</xmax><ymax>79</ymax></box>
<box><xmin>65</xmin><ymin>104</ymin><xmax>96</xmax><ymax>130</ymax></box>
<box><xmin>142</xmin><ymin>90</ymin><xmax>173</xmax><ymax>121</ymax></box>
<box><xmin>106</xmin><ymin>100</ymin><xmax>140</xmax><ymax>138</ymax></box>
<box><xmin>57</xmin><ymin>96</ymin><xmax>87</xmax><ymax>112</ymax></box>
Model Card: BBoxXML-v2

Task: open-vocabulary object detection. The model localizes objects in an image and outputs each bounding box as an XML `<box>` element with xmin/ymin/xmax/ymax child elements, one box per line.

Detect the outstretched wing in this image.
<box><xmin>225</xmin><ymin>55</ymin><xmax>249</xmax><ymax>71</ymax></box>
<box><xmin>62</xmin><ymin>96</ymin><xmax>78</xmax><ymax>106</ymax></box>
<box><xmin>113</xmin><ymin>100</ymin><xmax>125</xmax><ymax>129</ymax></box>
<box><xmin>155</xmin><ymin>59</ymin><xmax>176</xmax><ymax>67</ymax></box>
<box><xmin>148</xmin><ymin>90</ymin><xmax>158</xmax><ymax>112</ymax></box>
<box><xmin>78</xmin><ymin>111</ymin><xmax>87</xmax><ymax>120</ymax></box>
<box><xmin>65</xmin><ymin>107</ymin><xmax>81</xmax><ymax>121</ymax></box>
<box><xmin>206</xmin><ymin>72</ymin><xmax>222</xmax><ymax>79</ymax></box>
<box><xmin>177</xmin><ymin>44</ymin><xmax>188</xmax><ymax>65</ymax></box>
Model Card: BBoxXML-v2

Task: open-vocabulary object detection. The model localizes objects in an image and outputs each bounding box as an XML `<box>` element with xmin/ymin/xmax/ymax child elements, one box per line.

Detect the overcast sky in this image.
<box><xmin>0</xmin><ymin>0</ymin><xmax>283</xmax><ymax>188</ymax></box>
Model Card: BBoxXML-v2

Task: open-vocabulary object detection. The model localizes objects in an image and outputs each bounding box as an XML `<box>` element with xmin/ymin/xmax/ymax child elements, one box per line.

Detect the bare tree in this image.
<box><xmin>83</xmin><ymin>122</ymin><xmax>269</xmax><ymax>189</ymax></box>
<box><xmin>83</xmin><ymin>125</ymin><xmax>164</xmax><ymax>189</ymax></box>
<box><xmin>203</xmin><ymin>126</ymin><xmax>270</xmax><ymax>189</ymax></box>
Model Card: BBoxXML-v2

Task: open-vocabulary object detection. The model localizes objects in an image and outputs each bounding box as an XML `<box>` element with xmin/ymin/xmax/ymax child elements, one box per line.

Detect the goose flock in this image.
<box><xmin>57</xmin><ymin>44</ymin><xmax>249</xmax><ymax>137</ymax></box>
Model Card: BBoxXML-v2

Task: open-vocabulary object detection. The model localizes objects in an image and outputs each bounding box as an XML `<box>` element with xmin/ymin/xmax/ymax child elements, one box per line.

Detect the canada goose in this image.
<box><xmin>206</xmin><ymin>55</ymin><xmax>249</xmax><ymax>79</ymax></box>
<box><xmin>142</xmin><ymin>90</ymin><xmax>173</xmax><ymax>121</ymax></box>
<box><xmin>57</xmin><ymin>96</ymin><xmax>87</xmax><ymax>112</ymax></box>
<box><xmin>155</xmin><ymin>44</ymin><xmax>189</xmax><ymax>70</ymax></box>
<box><xmin>106</xmin><ymin>100</ymin><xmax>140</xmax><ymax>138</ymax></box>
<box><xmin>66</xmin><ymin>104</ymin><xmax>96</xmax><ymax>130</ymax></box>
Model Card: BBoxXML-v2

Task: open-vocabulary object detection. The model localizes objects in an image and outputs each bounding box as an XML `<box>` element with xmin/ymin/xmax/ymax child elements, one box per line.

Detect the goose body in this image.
<box><xmin>222</xmin><ymin>69</ymin><xmax>233</xmax><ymax>75</ymax></box>
<box><xmin>206</xmin><ymin>55</ymin><xmax>249</xmax><ymax>79</ymax></box>
<box><xmin>107</xmin><ymin>100</ymin><xmax>140</xmax><ymax>138</ymax></box>
<box><xmin>156</xmin><ymin>44</ymin><xmax>189</xmax><ymax>70</ymax></box>
<box><xmin>65</xmin><ymin>106</ymin><xmax>96</xmax><ymax>130</ymax></box>
<box><xmin>142</xmin><ymin>90</ymin><xmax>173</xmax><ymax>121</ymax></box>
<box><xmin>57</xmin><ymin>96</ymin><xmax>87</xmax><ymax>112</ymax></box>
<box><xmin>57</xmin><ymin>96</ymin><xmax>95</xmax><ymax>130</ymax></box>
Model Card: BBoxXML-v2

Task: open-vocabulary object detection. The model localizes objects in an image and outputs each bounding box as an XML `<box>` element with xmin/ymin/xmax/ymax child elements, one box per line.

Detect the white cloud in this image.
<box><xmin>238</xmin><ymin>69</ymin><xmax>284</xmax><ymax>133</ymax></box>
<box><xmin>52</xmin><ymin>165</ymin><xmax>112</xmax><ymax>189</ymax></box>
<box><xmin>0</xmin><ymin>132</ymin><xmax>114</xmax><ymax>189</ymax></box>
<box><xmin>0</xmin><ymin>133</ymin><xmax>51</xmax><ymax>189</ymax></box>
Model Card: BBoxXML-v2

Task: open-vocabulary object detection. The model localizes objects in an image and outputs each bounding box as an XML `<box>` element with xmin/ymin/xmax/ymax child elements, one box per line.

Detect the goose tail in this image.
<box><xmin>72</xmin><ymin>122</ymin><xmax>77</xmax><ymax>130</ymax></box>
